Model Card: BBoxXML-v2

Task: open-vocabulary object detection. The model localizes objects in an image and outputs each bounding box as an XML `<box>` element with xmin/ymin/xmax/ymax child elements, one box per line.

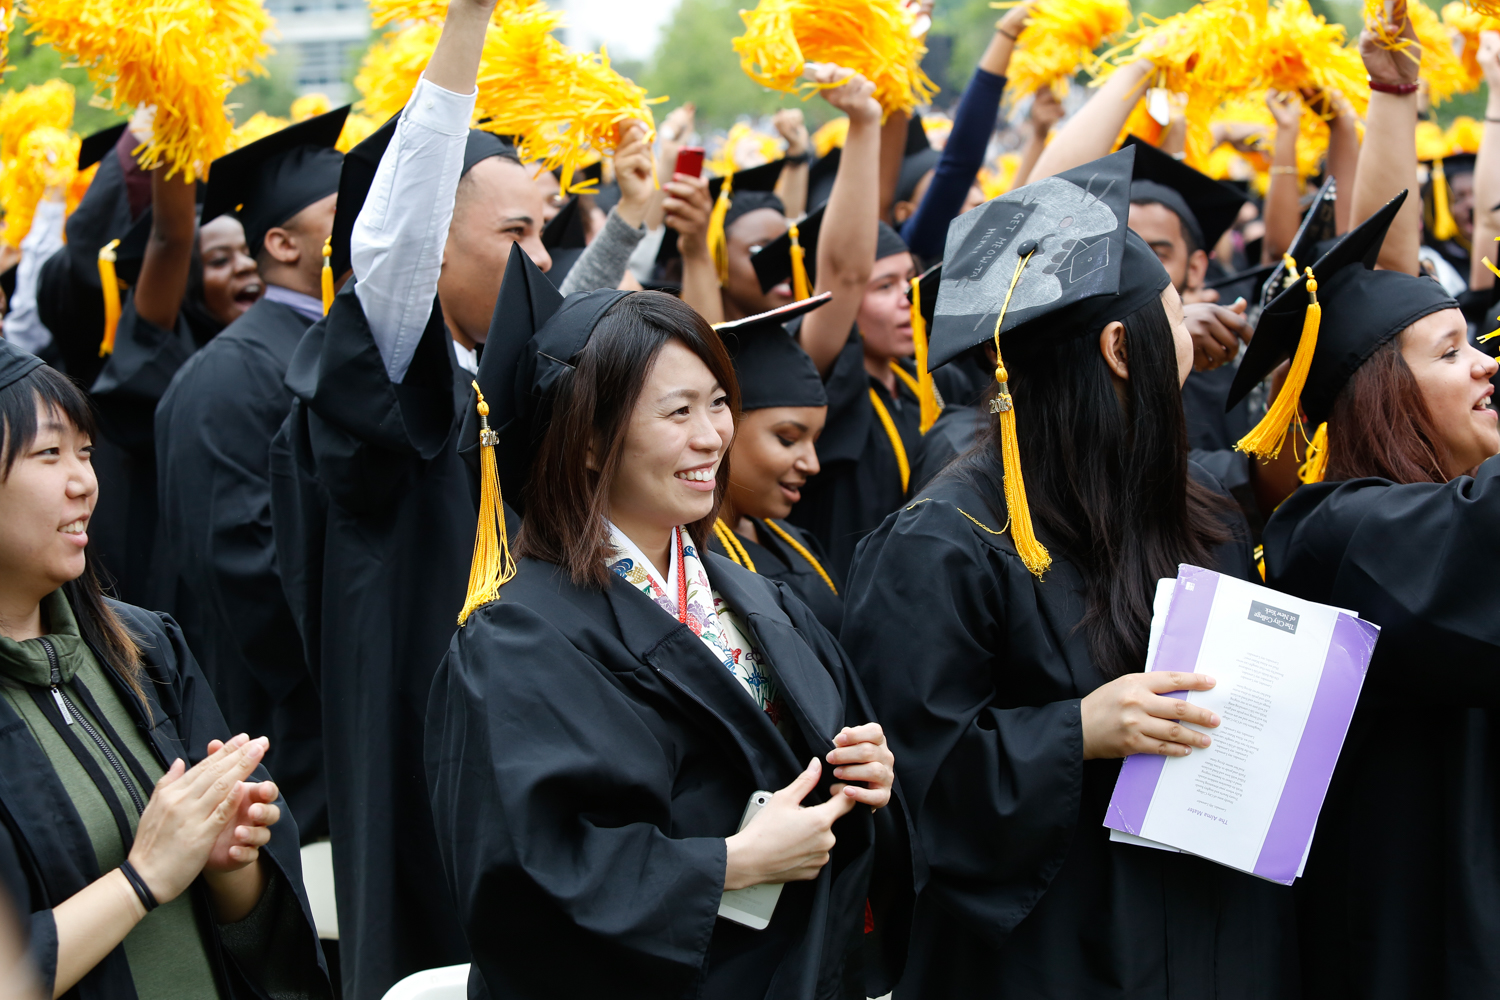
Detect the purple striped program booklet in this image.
<box><xmin>1104</xmin><ymin>564</ymin><xmax>1379</xmax><ymax>885</ymax></box>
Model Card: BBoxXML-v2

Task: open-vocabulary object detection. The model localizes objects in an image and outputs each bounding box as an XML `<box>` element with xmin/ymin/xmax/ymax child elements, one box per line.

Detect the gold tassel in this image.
<box><xmin>1237</xmin><ymin>267</ymin><xmax>1320</xmax><ymax>459</ymax></box>
<box><xmin>707</xmin><ymin>173</ymin><xmax>733</xmax><ymax>286</ymax></box>
<box><xmin>1431</xmin><ymin>158</ymin><xmax>1459</xmax><ymax>242</ymax></box>
<box><xmin>458</xmin><ymin>381</ymin><xmax>518</xmax><ymax>625</ymax></box>
<box><xmin>909</xmin><ymin>276</ymin><xmax>941</xmax><ymax>434</ymax></box>
<box><xmin>788</xmin><ymin>223</ymin><xmax>810</xmax><ymax>301</ymax></box>
<box><xmin>1298</xmin><ymin>421</ymin><xmax>1329</xmax><ymax>483</ymax></box>
<box><xmin>321</xmin><ymin>236</ymin><xmax>334</xmax><ymax>315</ymax></box>
<box><xmin>989</xmin><ymin>251</ymin><xmax>1050</xmax><ymax>578</ymax></box>
<box><xmin>97</xmin><ymin>239</ymin><xmax>121</xmax><ymax>357</ymax></box>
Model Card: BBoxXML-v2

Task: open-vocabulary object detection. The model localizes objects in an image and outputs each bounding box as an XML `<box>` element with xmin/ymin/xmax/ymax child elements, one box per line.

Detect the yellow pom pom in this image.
<box><xmin>290</xmin><ymin>92</ymin><xmax>332</xmax><ymax>121</ymax></box>
<box><xmin>1446</xmin><ymin>114</ymin><xmax>1483</xmax><ymax>154</ymax></box>
<box><xmin>1258</xmin><ymin>0</ymin><xmax>1368</xmax><ymax>117</ymax></box>
<box><xmin>229</xmin><ymin>111</ymin><xmax>289</xmax><ymax>150</ymax></box>
<box><xmin>996</xmin><ymin>0</ymin><xmax>1132</xmax><ymax>100</ymax></box>
<box><xmin>1408</xmin><ymin>0</ymin><xmax>1473</xmax><ymax>104</ymax></box>
<box><xmin>732</xmin><ymin>0</ymin><xmax>939</xmax><ymax>120</ymax></box>
<box><xmin>811</xmin><ymin>116</ymin><xmax>849</xmax><ymax>157</ymax></box>
<box><xmin>355</xmin><ymin>21</ymin><xmax>445</xmax><ymax>123</ymax></box>
<box><xmin>1</xmin><ymin>125</ymin><xmax>80</xmax><ymax>247</ymax></box>
<box><xmin>336</xmin><ymin>112</ymin><xmax>381</xmax><ymax>153</ymax></box>
<box><xmin>24</xmin><ymin>0</ymin><xmax>272</xmax><ymax>181</ymax></box>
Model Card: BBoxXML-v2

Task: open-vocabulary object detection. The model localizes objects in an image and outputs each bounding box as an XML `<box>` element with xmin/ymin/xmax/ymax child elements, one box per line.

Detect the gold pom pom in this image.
<box><xmin>732</xmin><ymin>0</ymin><xmax>939</xmax><ymax>120</ymax></box>
<box><xmin>229</xmin><ymin>111</ymin><xmax>289</xmax><ymax>150</ymax></box>
<box><xmin>996</xmin><ymin>0</ymin><xmax>1132</xmax><ymax>100</ymax></box>
<box><xmin>290</xmin><ymin>92</ymin><xmax>332</xmax><ymax>121</ymax></box>
<box><xmin>337</xmin><ymin>111</ymin><xmax>381</xmax><ymax>152</ymax></box>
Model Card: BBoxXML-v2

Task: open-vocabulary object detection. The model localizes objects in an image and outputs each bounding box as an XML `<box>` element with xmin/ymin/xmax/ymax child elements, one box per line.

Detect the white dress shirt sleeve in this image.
<box><xmin>2</xmin><ymin>198</ymin><xmax>66</xmax><ymax>355</ymax></box>
<box><xmin>352</xmin><ymin>76</ymin><xmax>476</xmax><ymax>384</ymax></box>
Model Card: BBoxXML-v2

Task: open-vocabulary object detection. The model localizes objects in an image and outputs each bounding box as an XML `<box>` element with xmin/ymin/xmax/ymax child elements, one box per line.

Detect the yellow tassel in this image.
<box><xmin>1431</xmin><ymin>158</ymin><xmax>1459</xmax><ymax>242</ymax></box>
<box><xmin>788</xmin><ymin>223</ymin><xmax>810</xmax><ymax>301</ymax></box>
<box><xmin>1298</xmin><ymin>421</ymin><xmax>1329</xmax><ymax>483</ymax></box>
<box><xmin>1237</xmin><ymin>267</ymin><xmax>1320</xmax><ymax>459</ymax></box>
<box><xmin>96</xmin><ymin>238</ymin><xmax>121</xmax><ymax>357</ymax></box>
<box><xmin>321</xmin><ymin>236</ymin><xmax>334</xmax><ymax>315</ymax></box>
<box><xmin>989</xmin><ymin>251</ymin><xmax>1050</xmax><ymax>578</ymax></box>
<box><xmin>909</xmin><ymin>276</ymin><xmax>941</xmax><ymax>434</ymax></box>
<box><xmin>458</xmin><ymin>381</ymin><xmax>518</xmax><ymax>626</ymax></box>
<box><xmin>707</xmin><ymin>172</ymin><xmax>733</xmax><ymax>287</ymax></box>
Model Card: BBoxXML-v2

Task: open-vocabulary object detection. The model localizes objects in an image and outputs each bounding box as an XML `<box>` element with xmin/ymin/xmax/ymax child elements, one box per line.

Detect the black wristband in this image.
<box><xmin>119</xmin><ymin>860</ymin><xmax>159</xmax><ymax>913</ymax></box>
<box><xmin>783</xmin><ymin>151</ymin><xmax>810</xmax><ymax>164</ymax></box>
<box><xmin>1487</xmin><ymin>116</ymin><xmax>1500</xmax><ymax>124</ymax></box>
<box><xmin>998</xmin><ymin>27</ymin><xmax>1020</xmax><ymax>41</ymax></box>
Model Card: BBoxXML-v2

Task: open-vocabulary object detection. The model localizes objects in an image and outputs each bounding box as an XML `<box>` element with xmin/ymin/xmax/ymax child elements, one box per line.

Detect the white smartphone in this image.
<box><xmin>717</xmin><ymin>790</ymin><xmax>783</xmax><ymax>930</ymax></box>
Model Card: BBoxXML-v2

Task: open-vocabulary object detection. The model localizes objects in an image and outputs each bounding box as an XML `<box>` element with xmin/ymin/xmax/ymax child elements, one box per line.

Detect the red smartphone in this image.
<box><xmin>674</xmin><ymin>146</ymin><xmax>705</xmax><ymax>179</ymax></box>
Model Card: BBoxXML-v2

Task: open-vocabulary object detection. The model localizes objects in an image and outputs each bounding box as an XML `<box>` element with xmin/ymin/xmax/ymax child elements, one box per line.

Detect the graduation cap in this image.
<box><xmin>1227</xmin><ymin>191</ymin><xmax>1459</xmax><ymax>480</ymax></box>
<box><xmin>201</xmin><ymin>106</ymin><xmax>349</xmax><ymax>258</ymax></box>
<box><xmin>1422</xmin><ymin>152</ymin><xmax>1475</xmax><ymax>245</ymax></box>
<box><xmin>0</xmin><ymin>334</ymin><xmax>44</xmax><ymax>392</ymax></box>
<box><xmin>329</xmin><ymin>111</ymin><xmax>515</xmax><ymax>278</ymax></box>
<box><xmin>675</xmin><ymin>158</ymin><xmax>787</xmax><ymax>283</ymax></box>
<box><xmin>0</xmin><ymin>263</ymin><xmax>16</xmax><ymax>308</ymax></box>
<box><xmin>456</xmin><ymin>244</ymin><xmax>628</xmax><ymax>624</ymax></box>
<box><xmin>896</xmin><ymin>113</ymin><xmax>941</xmax><ymax>205</ymax></box>
<box><xmin>1259</xmin><ymin>175</ymin><xmax>1337</xmax><ymax>307</ymax></box>
<box><xmin>908</xmin><ymin>261</ymin><xmax>941</xmax><ymax>329</ymax></box>
<box><xmin>807</xmin><ymin>147</ymin><xmax>840</xmax><ymax>211</ymax></box>
<box><xmin>715</xmin><ymin>291</ymin><xmax>831</xmax><ymax>410</ymax></box>
<box><xmin>1122</xmin><ymin>135</ymin><xmax>1248</xmax><ymax>254</ymax></box>
<box><xmin>927</xmin><ymin>146</ymin><xmax>1169</xmax><ymax>577</ymax></box>
<box><xmin>78</xmin><ymin>122</ymin><xmax>128</xmax><ymax>171</ymax></box>
<box><xmin>541</xmin><ymin>195</ymin><xmax>588</xmax><ymax>285</ymax></box>
<box><xmin>751</xmin><ymin>204</ymin><xmax>909</xmax><ymax>295</ymax></box>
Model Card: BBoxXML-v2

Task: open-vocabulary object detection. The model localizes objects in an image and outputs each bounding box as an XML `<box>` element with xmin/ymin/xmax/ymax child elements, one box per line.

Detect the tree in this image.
<box><xmin>3</xmin><ymin>19</ymin><xmax>123</xmax><ymax>136</ymax></box>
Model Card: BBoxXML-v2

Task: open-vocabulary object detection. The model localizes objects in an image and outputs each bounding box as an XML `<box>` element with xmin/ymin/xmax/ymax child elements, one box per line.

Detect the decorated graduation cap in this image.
<box><xmin>1122</xmin><ymin>135</ymin><xmax>1247</xmax><ymax>254</ymax></box>
<box><xmin>201</xmin><ymin>106</ymin><xmax>349</xmax><ymax>261</ymax></box>
<box><xmin>0</xmin><ymin>335</ymin><xmax>44</xmax><ymax>392</ymax></box>
<box><xmin>928</xmin><ymin>145</ymin><xmax>1170</xmax><ymax>577</ymax></box>
<box><xmin>78</xmin><ymin>122</ymin><xmax>128</xmax><ymax>171</ymax></box>
<box><xmin>457</xmin><ymin>245</ymin><xmax>629</xmax><ymax>623</ymax></box>
<box><xmin>715</xmin><ymin>291</ymin><xmax>831</xmax><ymax>411</ymax></box>
<box><xmin>1227</xmin><ymin>191</ymin><xmax>1458</xmax><ymax>484</ymax></box>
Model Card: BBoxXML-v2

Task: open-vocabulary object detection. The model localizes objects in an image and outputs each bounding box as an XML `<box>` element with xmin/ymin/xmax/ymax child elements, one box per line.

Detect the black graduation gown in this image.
<box><xmin>0</xmin><ymin>597</ymin><xmax>327</xmax><ymax>1000</ymax></box>
<box><xmin>1182</xmin><ymin>364</ymin><xmax>1260</xmax><ymax>533</ymax></box>
<box><xmin>841</xmin><ymin>466</ymin><xmax>1301</xmax><ymax>999</ymax></box>
<box><xmin>788</xmin><ymin>331</ymin><xmax>924</xmax><ymax>581</ymax></box>
<box><xmin>269</xmin><ymin>284</ymin><xmax>482</xmax><ymax>1000</ymax></box>
<box><xmin>425</xmin><ymin>552</ymin><xmax>919</xmax><ymax>1000</ymax></box>
<box><xmin>1262</xmin><ymin>457</ymin><xmax>1500</xmax><ymax>1000</ymax></box>
<box><xmin>707</xmin><ymin>517</ymin><xmax>845</xmax><ymax>635</ymax></box>
<box><xmin>152</xmin><ymin>296</ymin><xmax>326</xmax><ymax>842</ymax></box>
<box><xmin>910</xmin><ymin>405</ymin><xmax>982</xmax><ymax>493</ymax></box>
<box><xmin>89</xmin><ymin>296</ymin><xmax>208</xmax><ymax>605</ymax></box>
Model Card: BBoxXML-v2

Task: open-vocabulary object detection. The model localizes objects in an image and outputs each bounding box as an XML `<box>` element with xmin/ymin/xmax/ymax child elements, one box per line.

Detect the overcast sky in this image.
<box><xmin>557</xmin><ymin>0</ymin><xmax>679</xmax><ymax>62</ymax></box>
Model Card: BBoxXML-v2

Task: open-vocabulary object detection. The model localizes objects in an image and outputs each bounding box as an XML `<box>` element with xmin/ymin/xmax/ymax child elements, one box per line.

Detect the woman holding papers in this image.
<box><xmin>1242</xmin><ymin>192</ymin><xmax>1500</xmax><ymax>997</ymax></box>
<box><xmin>841</xmin><ymin>148</ymin><xmax>1299</xmax><ymax>998</ymax></box>
<box><xmin>424</xmin><ymin>254</ymin><xmax>918</xmax><ymax>1000</ymax></box>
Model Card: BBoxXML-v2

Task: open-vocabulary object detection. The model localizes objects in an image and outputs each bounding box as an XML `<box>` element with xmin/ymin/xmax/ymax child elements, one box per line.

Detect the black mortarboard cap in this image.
<box><xmin>750</xmin><ymin>205</ymin><xmax>909</xmax><ymax>294</ymax></box>
<box><xmin>657</xmin><ymin>158</ymin><xmax>788</xmax><ymax>265</ymax></box>
<box><xmin>908</xmin><ymin>261</ymin><xmax>941</xmax><ymax>328</ymax></box>
<box><xmin>541</xmin><ymin>195</ymin><xmax>588</xmax><ymax>285</ymax></box>
<box><xmin>78</xmin><ymin>122</ymin><xmax>128</xmax><ymax>171</ymax></box>
<box><xmin>807</xmin><ymin>146</ymin><xmax>841</xmax><ymax>211</ymax></box>
<box><xmin>1228</xmin><ymin>192</ymin><xmax>1458</xmax><ymax>424</ymax></box>
<box><xmin>0</xmin><ymin>335</ymin><xmax>44</xmax><ymax>392</ymax></box>
<box><xmin>717</xmin><ymin>291</ymin><xmax>831</xmax><ymax>410</ymax></box>
<box><xmin>928</xmin><ymin>146</ymin><xmax>1170</xmax><ymax>370</ymax></box>
<box><xmin>201</xmin><ymin>106</ymin><xmax>348</xmax><ymax>256</ymax></box>
<box><xmin>0</xmin><ymin>263</ymin><xmax>17</xmax><ymax>307</ymax></box>
<box><xmin>896</xmin><ymin>112</ymin><xmax>941</xmax><ymax>203</ymax></box>
<box><xmin>1123</xmin><ymin>135</ymin><xmax>1247</xmax><ymax>253</ymax></box>
<box><xmin>1259</xmin><ymin>175</ymin><xmax>1337</xmax><ymax>306</ymax></box>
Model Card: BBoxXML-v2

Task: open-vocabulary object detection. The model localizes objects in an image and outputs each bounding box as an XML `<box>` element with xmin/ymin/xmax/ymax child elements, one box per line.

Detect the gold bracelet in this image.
<box><xmin>1269</xmin><ymin>166</ymin><xmax>1297</xmax><ymax>175</ymax></box>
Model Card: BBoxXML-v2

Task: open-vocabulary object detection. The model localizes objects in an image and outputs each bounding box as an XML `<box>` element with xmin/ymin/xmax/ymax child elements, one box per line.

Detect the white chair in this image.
<box><xmin>298</xmin><ymin>840</ymin><xmax>339</xmax><ymax>940</ymax></box>
<box><xmin>380</xmin><ymin>964</ymin><xmax>472</xmax><ymax>1000</ymax></box>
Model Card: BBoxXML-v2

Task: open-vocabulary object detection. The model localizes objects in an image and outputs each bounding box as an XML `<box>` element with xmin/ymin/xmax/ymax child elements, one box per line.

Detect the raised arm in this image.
<box><xmin>1261</xmin><ymin>90</ymin><xmax>1303</xmax><ymax>263</ymax></box>
<box><xmin>1351</xmin><ymin>2</ymin><xmax>1421</xmax><ymax>274</ymax></box>
<box><xmin>352</xmin><ymin>0</ymin><xmax>494</xmax><ymax>383</ymax></box>
<box><xmin>798</xmin><ymin>67</ymin><xmax>882</xmax><ymax>376</ymax></box>
<box><xmin>1028</xmin><ymin>59</ymin><xmax>1154</xmax><ymax>183</ymax></box>
<box><xmin>773</xmin><ymin>109</ymin><xmax>810</xmax><ymax>220</ymax></box>
<box><xmin>132</xmin><ymin>169</ymin><xmax>197</xmax><ymax>330</ymax></box>
<box><xmin>1322</xmin><ymin>91</ymin><xmax>1361</xmax><ymax>235</ymax></box>
<box><xmin>662</xmin><ymin>171</ymin><xmax>722</xmax><ymax>324</ymax></box>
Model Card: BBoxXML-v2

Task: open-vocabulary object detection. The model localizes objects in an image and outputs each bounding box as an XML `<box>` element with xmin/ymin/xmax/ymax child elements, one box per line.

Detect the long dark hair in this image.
<box><xmin>1325</xmin><ymin>336</ymin><xmax>1448</xmax><ymax>484</ymax></box>
<box><xmin>0</xmin><ymin>363</ymin><xmax>146</xmax><ymax>700</ymax></box>
<box><xmin>516</xmin><ymin>292</ymin><xmax>740</xmax><ymax>589</ymax></box>
<box><xmin>957</xmin><ymin>294</ymin><xmax>1232</xmax><ymax>677</ymax></box>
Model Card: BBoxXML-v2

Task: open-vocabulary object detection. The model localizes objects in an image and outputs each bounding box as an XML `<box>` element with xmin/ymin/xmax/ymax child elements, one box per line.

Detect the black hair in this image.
<box><xmin>957</xmin><ymin>293</ymin><xmax>1233</xmax><ymax>677</ymax></box>
<box><xmin>1131</xmin><ymin>197</ymin><xmax>1201</xmax><ymax>257</ymax></box>
<box><xmin>0</xmin><ymin>364</ymin><xmax>146</xmax><ymax>697</ymax></box>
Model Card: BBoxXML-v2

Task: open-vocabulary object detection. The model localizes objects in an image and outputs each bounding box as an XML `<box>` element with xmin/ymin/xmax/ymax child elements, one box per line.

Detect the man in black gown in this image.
<box><xmin>153</xmin><ymin>107</ymin><xmax>349</xmax><ymax>844</ymax></box>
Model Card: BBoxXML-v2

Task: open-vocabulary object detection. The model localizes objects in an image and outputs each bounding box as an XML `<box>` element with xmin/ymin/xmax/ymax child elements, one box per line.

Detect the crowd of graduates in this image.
<box><xmin>0</xmin><ymin>0</ymin><xmax>1497</xmax><ymax>996</ymax></box>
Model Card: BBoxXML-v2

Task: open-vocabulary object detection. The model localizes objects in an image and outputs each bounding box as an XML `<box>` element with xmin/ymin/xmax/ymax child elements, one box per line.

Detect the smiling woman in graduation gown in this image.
<box><xmin>841</xmin><ymin>149</ymin><xmax>1299</xmax><ymax>998</ymax></box>
<box><xmin>425</xmin><ymin>256</ymin><xmax>917</xmax><ymax>1000</ymax></box>
<box><xmin>1233</xmin><ymin>194</ymin><xmax>1500</xmax><ymax>999</ymax></box>
<box><xmin>708</xmin><ymin>296</ymin><xmax>844</xmax><ymax>635</ymax></box>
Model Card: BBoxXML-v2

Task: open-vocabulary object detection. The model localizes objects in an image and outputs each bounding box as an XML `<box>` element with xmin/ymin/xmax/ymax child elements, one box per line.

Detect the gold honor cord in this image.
<box><xmin>713</xmin><ymin>518</ymin><xmax>757</xmax><ymax>572</ymax></box>
<box><xmin>868</xmin><ymin>387</ymin><xmax>911</xmax><ymax>494</ymax></box>
<box><xmin>988</xmin><ymin>249</ymin><xmax>1050</xmax><ymax>577</ymax></box>
<box><xmin>762</xmin><ymin>519</ymin><xmax>838</xmax><ymax>594</ymax></box>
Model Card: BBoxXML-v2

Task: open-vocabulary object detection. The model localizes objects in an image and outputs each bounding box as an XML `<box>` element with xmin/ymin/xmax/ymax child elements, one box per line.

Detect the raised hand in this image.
<box><xmin>1360</xmin><ymin>0</ymin><xmax>1419</xmax><ymax>87</ymax></box>
<box><xmin>812</xmin><ymin>64</ymin><xmax>881</xmax><ymax>126</ymax></box>
<box><xmin>613</xmin><ymin>120</ymin><xmax>656</xmax><ymax>229</ymax></box>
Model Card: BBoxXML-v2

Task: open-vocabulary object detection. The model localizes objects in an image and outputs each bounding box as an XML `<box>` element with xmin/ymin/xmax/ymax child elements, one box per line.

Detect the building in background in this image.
<box><xmin>265</xmin><ymin>0</ymin><xmax>370</xmax><ymax>102</ymax></box>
